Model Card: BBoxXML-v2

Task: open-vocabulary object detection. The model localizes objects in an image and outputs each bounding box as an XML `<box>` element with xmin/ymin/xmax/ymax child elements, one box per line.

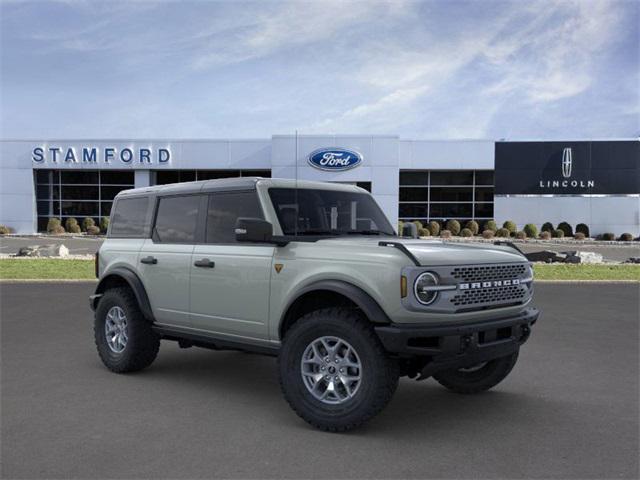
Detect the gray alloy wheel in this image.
<box><xmin>300</xmin><ymin>336</ymin><xmax>362</xmax><ymax>405</ymax></box>
<box><xmin>104</xmin><ymin>306</ymin><xmax>128</xmax><ymax>353</ymax></box>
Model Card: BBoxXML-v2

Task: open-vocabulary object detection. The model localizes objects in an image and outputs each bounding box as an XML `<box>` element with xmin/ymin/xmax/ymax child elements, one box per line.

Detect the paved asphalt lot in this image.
<box><xmin>1</xmin><ymin>235</ymin><xmax>639</xmax><ymax>261</ymax></box>
<box><xmin>1</xmin><ymin>283</ymin><xmax>638</xmax><ymax>479</ymax></box>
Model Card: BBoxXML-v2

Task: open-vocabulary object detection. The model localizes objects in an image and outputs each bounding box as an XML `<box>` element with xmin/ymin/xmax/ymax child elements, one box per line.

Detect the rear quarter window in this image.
<box><xmin>109</xmin><ymin>197</ymin><xmax>150</xmax><ymax>237</ymax></box>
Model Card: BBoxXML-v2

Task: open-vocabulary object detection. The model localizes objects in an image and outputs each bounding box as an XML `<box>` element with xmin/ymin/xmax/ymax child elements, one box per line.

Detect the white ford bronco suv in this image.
<box><xmin>91</xmin><ymin>178</ymin><xmax>539</xmax><ymax>431</ymax></box>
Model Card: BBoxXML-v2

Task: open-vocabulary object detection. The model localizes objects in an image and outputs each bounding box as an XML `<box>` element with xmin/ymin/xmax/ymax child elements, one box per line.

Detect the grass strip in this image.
<box><xmin>533</xmin><ymin>263</ymin><xmax>640</xmax><ymax>281</ymax></box>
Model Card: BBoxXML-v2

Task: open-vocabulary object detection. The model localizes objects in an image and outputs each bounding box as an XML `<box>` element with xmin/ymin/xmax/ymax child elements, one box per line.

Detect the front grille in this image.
<box><xmin>451</xmin><ymin>284</ymin><xmax>527</xmax><ymax>307</ymax></box>
<box><xmin>451</xmin><ymin>264</ymin><xmax>527</xmax><ymax>283</ymax></box>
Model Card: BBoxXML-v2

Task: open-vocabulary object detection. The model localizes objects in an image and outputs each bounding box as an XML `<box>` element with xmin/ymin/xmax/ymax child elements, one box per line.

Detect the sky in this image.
<box><xmin>1</xmin><ymin>0</ymin><xmax>638</xmax><ymax>140</ymax></box>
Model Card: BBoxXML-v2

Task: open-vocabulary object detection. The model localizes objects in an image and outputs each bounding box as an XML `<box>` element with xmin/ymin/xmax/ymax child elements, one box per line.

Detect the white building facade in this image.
<box><xmin>0</xmin><ymin>136</ymin><xmax>637</xmax><ymax>236</ymax></box>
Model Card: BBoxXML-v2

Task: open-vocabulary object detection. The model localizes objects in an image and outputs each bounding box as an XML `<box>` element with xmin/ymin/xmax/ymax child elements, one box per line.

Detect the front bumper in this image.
<box><xmin>375</xmin><ymin>307</ymin><xmax>539</xmax><ymax>377</ymax></box>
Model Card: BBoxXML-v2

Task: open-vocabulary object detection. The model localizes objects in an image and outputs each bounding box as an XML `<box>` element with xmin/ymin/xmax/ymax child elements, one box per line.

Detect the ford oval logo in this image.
<box><xmin>307</xmin><ymin>148</ymin><xmax>362</xmax><ymax>171</ymax></box>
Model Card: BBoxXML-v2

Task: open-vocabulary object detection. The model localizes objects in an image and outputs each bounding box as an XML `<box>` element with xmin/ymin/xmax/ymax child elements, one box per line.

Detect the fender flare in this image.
<box><xmin>280</xmin><ymin>279</ymin><xmax>391</xmax><ymax>335</ymax></box>
<box><xmin>92</xmin><ymin>267</ymin><xmax>154</xmax><ymax>322</ymax></box>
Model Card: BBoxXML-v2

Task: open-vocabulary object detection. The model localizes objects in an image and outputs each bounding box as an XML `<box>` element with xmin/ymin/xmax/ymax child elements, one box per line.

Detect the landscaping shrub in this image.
<box><xmin>557</xmin><ymin>221</ymin><xmax>573</xmax><ymax>237</ymax></box>
<box><xmin>539</xmin><ymin>231</ymin><xmax>551</xmax><ymax>240</ymax></box>
<box><xmin>481</xmin><ymin>229</ymin><xmax>495</xmax><ymax>239</ymax></box>
<box><xmin>541</xmin><ymin>222</ymin><xmax>554</xmax><ymax>233</ymax></box>
<box><xmin>460</xmin><ymin>228</ymin><xmax>473</xmax><ymax>237</ymax></box>
<box><xmin>397</xmin><ymin>221</ymin><xmax>404</xmax><ymax>234</ymax></box>
<box><xmin>502</xmin><ymin>220</ymin><xmax>517</xmax><ymax>235</ymax></box>
<box><xmin>412</xmin><ymin>220</ymin><xmax>423</xmax><ymax>230</ymax></box>
<box><xmin>428</xmin><ymin>220</ymin><xmax>441</xmax><ymax>236</ymax></box>
<box><xmin>515</xmin><ymin>231</ymin><xmax>527</xmax><ymax>240</ymax></box>
<box><xmin>82</xmin><ymin>217</ymin><xmax>96</xmax><ymax>231</ymax></box>
<box><xmin>464</xmin><ymin>220</ymin><xmax>479</xmax><ymax>235</ymax></box>
<box><xmin>50</xmin><ymin>225</ymin><xmax>66</xmax><ymax>235</ymax></box>
<box><xmin>0</xmin><ymin>224</ymin><xmax>12</xmax><ymax>234</ymax></box>
<box><xmin>599</xmin><ymin>232</ymin><xmax>615</xmax><ymax>241</ymax></box>
<box><xmin>440</xmin><ymin>229</ymin><xmax>452</xmax><ymax>239</ymax></box>
<box><xmin>523</xmin><ymin>223</ymin><xmax>538</xmax><ymax>238</ymax></box>
<box><xmin>496</xmin><ymin>228</ymin><xmax>510</xmax><ymax>238</ymax></box>
<box><xmin>100</xmin><ymin>217</ymin><xmax>110</xmax><ymax>233</ymax></box>
<box><xmin>575</xmin><ymin>223</ymin><xmax>590</xmax><ymax>238</ymax></box>
<box><xmin>552</xmin><ymin>229</ymin><xmax>565</xmax><ymax>238</ymax></box>
<box><xmin>445</xmin><ymin>219</ymin><xmax>461</xmax><ymax>236</ymax></box>
<box><xmin>65</xmin><ymin>217</ymin><xmax>81</xmax><ymax>234</ymax></box>
<box><xmin>574</xmin><ymin>232</ymin><xmax>586</xmax><ymax>240</ymax></box>
<box><xmin>46</xmin><ymin>218</ymin><xmax>62</xmax><ymax>234</ymax></box>
<box><xmin>484</xmin><ymin>220</ymin><xmax>497</xmax><ymax>232</ymax></box>
<box><xmin>86</xmin><ymin>225</ymin><xmax>101</xmax><ymax>235</ymax></box>
<box><xmin>618</xmin><ymin>233</ymin><xmax>633</xmax><ymax>241</ymax></box>
<box><xmin>418</xmin><ymin>228</ymin><xmax>431</xmax><ymax>237</ymax></box>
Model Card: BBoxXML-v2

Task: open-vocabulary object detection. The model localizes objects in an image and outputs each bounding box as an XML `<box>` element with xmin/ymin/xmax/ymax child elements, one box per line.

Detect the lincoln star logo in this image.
<box><xmin>459</xmin><ymin>279</ymin><xmax>520</xmax><ymax>290</ymax></box>
<box><xmin>562</xmin><ymin>147</ymin><xmax>572</xmax><ymax>178</ymax></box>
<box><xmin>308</xmin><ymin>148</ymin><xmax>362</xmax><ymax>171</ymax></box>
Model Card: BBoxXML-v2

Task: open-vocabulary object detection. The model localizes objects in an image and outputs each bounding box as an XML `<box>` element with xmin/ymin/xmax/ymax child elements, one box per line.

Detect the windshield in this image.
<box><xmin>268</xmin><ymin>188</ymin><xmax>395</xmax><ymax>237</ymax></box>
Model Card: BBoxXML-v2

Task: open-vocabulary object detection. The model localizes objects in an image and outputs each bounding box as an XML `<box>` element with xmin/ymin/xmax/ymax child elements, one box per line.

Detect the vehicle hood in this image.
<box><xmin>313</xmin><ymin>236</ymin><xmax>527</xmax><ymax>266</ymax></box>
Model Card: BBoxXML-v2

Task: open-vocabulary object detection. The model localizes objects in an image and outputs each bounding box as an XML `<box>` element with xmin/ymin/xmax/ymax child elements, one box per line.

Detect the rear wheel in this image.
<box><xmin>278</xmin><ymin>308</ymin><xmax>399</xmax><ymax>432</ymax></box>
<box><xmin>433</xmin><ymin>350</ymin><xmax>519</xmax><ymax>394</ymax></box>
<box><xmin>94</xmin><ymin>287</ymin><xmax>160</xmax><ymax>373</ymax></box>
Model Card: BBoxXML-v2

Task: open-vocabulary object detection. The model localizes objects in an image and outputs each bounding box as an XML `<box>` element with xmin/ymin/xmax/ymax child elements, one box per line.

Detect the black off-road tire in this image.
<box><xmin>94</xmin><ymin>287</ymin><xmax>160</xmax><ymax>373</ymax></box>
<box><xmin>433</xmin><ymin>350</ymin><xmax>519</xmax><ymax>394</ymax></box>
<box><xmin>278</xmin><ymin>308</ymin><xmax>399</xmax><ymax>432</ymax></box>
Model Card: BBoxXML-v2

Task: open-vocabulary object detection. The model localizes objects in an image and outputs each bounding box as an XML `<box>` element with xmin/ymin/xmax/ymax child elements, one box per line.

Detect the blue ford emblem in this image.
<box><xmin>308</xmin><ymin>148</ymin><xmax>362</xmax><ymax>171</ymax></box>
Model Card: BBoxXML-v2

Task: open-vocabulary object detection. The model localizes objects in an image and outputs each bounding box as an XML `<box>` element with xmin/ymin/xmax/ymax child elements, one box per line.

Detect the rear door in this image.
<box><xmin>189</xmin><ymin>190</ymin><xmax>274</xmax><ymax>340</ymax></box>
<box><xmin>139</xmin><ymin>194</ymin><xmax>202</xmax><ymax>328</ymax></box>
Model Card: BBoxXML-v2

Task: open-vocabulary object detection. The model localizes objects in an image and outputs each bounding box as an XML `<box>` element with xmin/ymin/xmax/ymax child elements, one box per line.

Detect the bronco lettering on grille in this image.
<box><xmin>458</xmin><ymin>279</ymin><xmax>521</xmax><ymax>290</ymax></box>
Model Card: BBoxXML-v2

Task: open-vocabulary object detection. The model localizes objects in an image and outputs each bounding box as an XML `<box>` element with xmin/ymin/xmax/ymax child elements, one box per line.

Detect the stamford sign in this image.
<box><xmin>308</xmin><ymin>148</ymin><xmax>362</xmax><ymax>171</ymax></box>
<box><xmin>32</xmin><ymin>146</ymin><xmax>171</xmax><ymax>165</ymax></box>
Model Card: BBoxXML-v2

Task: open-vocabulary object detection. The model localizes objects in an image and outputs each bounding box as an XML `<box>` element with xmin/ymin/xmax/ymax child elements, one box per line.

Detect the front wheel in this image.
<box><xmin>433</xmin><ymin>350</ymin><xmax>519</xmax><ymax>394</ymax></box>
<box><xmin>278</xmin><ymin>308</ymin><xmax>399</xmax><ymax>432</ymax></box>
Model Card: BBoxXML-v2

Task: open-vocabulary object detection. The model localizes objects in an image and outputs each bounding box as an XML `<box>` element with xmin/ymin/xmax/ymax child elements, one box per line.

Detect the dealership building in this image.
<box><xmin>0</xmin><ymin>136</ymin><xmax>638</xmax><ymax>235</ymax></box>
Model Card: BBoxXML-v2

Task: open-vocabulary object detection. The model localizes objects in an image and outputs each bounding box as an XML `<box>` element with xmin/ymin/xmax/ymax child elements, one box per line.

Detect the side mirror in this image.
<box><xmin>235</xmin><ymin>217</ymin><xmax>273</xmax><ymax>243</ymax></box>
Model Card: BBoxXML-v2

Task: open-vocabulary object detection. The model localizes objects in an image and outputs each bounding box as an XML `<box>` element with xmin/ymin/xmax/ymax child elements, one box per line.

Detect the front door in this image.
<box><xmin>189</xmin><ymin>191</ymin><xmax>274</xmax><ymax>340</ymax></box>
<box><xmin>139</xmin><ymin>194</ymin><xmax>202</xmax><ymax>328</ymax></box>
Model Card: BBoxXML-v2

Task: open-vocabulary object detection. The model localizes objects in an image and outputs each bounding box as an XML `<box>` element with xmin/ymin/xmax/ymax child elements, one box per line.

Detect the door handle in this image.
<box><xmin>194</xmin><ymin>258</ymin><xmax>215</xmax><ymax>268</ymax></box>
<box><xmin>140</xmin><ymin>256</ymin><xmax>158</xmax><ymax>265</ymax></box>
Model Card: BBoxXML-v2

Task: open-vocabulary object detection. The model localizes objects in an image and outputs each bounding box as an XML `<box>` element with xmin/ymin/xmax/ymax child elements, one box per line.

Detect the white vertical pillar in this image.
<box><xmin>134</xmin><ymin>170</ymin><xmax>152</xmax><ymax>188</ymax></box>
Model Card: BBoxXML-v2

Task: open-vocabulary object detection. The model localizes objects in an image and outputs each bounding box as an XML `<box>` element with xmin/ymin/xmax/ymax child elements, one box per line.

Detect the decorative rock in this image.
<box><xmin>624</xmin><ymin>257</ymin><xmax>640</xmax><ymax>264</ymax></box>
<box><xmin>16</xmin><ymin>244</ymin><xmax>69</xmax><ymax>258</ymax></box>
<box><xmin>569</xmin><ymin>251</ymin><xmax>604</xmax><ymax>264</ymax></box>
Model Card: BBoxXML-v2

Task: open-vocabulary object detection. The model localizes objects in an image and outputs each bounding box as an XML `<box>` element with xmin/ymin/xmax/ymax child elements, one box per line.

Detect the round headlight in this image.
<box><xmin>414</xmin><ymin>272</ymin><xmax>439</xmax><ymax>305</ymax></box>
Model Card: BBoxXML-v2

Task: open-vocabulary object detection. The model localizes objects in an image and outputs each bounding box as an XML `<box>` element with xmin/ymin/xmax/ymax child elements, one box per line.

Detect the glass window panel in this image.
<box><xmin>242</xmin><ymin>170</ymin><xmax>271</xmax><ymax>178</ymax></box>
<box><xmin>53</xmin><ymin>202</ymin><xmax>60</xmax><ymax>215</ymax></box>
<box><xmin>35</xmin><ymin>170</ymin><xmax>52</xmax><ymax>183</ymax></box>
<box><xmin>100</xmin><ymin>171</ymin><xmax>134</xmax><ymax>185</ymax></box>
<box><xmin>37</xmin><ymin>217</ymin><xmax>51</xmax><ymax>232</ymax></box>
<box><xmin>197</xmin><ymin>170</ymin><xmax>240</xmax><ymax>180</ymax></box>
<box><xmin>179</xmin><ymin>171</ymin><xmax>196</xmax><ymax>182</ymax></box>
<box><xmin>110</xmin><ymin>197</ymin><xmax>149</xmax><ymax>237</ymax></box>
<box><xmin>430</xmin><ymin>171</ymin><xmax>473</xmax><ymax>186</ymax></box>
<box><xmin>399</xmin><ymin>187</ymin><xmax>428</xmax><ymax>202</ymax></box>
<box><xmin>155</xmin><ymin>171</ymin><xmax>181</xmax><ymax>185</ymax></box>
<box><xmin>399</xmin><ymin>172</ymin><xmax>429</xmax><ymax>185</ymax></box>
<box><xmin>60</xmin><ymin>171</ymin><xmax>99</xmax><ymax>184</ymax></box>
<box><xmin>475</xmin><ymin>171</ymin><xmax>494</xmax><ymax>185</ymax></box>
<box><xmin>475</xmin><ymin>187</ymin><xmax>494</xmax><ymax>202</ymax></box>
<box><xmin>61</xmin><ymin>185</ymin><xmax>99</xmax><ymax>200</ymax></box>
<box><xmin>399</xmin><ymin>203</ymin><xmax>429</xmax><ymax>218</ymax></box>
<box><xmin>429</xmin><ymin>203</ymin><xmax>473</xmax><ymax>218</ymax></box>
<box><xmin>60</xmin><ymin>201</ymin><xmax>99</xmax><ymax>216</ymax></box>
<box><xmin>474</xmin><ymin>203</ymin><xmax>494</xmax><ymax>218</ymax></box>
<box><xmin>154</xmin><ymin>195</ymin><xmax>200</xmax><ymax>243</ymax></box>
<box><xmin>206</xmin><ymin>192</ymin><xmax>264</xmax><ymax>243</ymax></box>
<box><xmin>101</xmin><ymin>185</ymin><xmax>132</xmax><ymax>200</ymax></box>
<box><xmin>36</xmin><ymin>185</ymin><xmax>50</xmax><ymax>199</ymax></box>
<box><xmin>356</xmin><ymin>182</ymin><xmax>372</xmax><ymax>192</ymax></box>
<box><xmin>37</xmin><ymin>201</ymin><xmax>51</xmax><ymax>215</ymax></box>
<box><xmin>429</xmin><ymin>187</ymin><xmax>473</xmax><ymax>202</ymax></box>
<box><xmin>101</xmin><ymin>202</ymin><xmax>113</xmax><ymax>217</ymax></box>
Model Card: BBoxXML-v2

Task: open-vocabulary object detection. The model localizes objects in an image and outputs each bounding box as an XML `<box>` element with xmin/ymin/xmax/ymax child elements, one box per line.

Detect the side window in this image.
<box><xmin>206</xmin><ymin>191</ymin><xmax>263</xmax><ymax>244</ymax></box>
<box><xmin>154</xmin><ymin>195</ymin><xmax>200</xmax><ymax>243</ymax></box>
<box><xmin>109</xmin><ymin>197</ymin><xmax>149</xmax><ymax>237</ymax></box>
